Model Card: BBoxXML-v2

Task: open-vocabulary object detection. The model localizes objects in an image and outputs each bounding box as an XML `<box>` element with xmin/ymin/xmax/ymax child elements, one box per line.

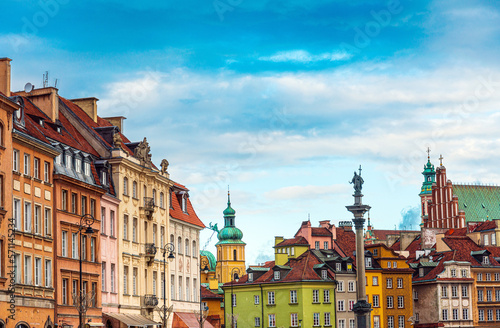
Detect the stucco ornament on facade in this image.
<box><xmin>113</xmin><ymin>132</ymin><xmax>123</xmax><ymax>149</ymax></box>
<box><xmin>160</xmin><ymin>159</ymin><xmax>169</xmax><ymax>175</ymax></box>
<box><xmin>134</xmin><ymin>137</ymin><xmax>152</xmax><ymax>167</ymax></box>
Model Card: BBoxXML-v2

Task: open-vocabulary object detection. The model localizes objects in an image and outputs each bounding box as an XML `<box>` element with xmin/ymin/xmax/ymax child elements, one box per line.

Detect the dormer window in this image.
<box><xmin>56</xmin><ymin>154</ymin><xmax>62</xmax><ymax>165</ymax></box>
<box><xmin>101</xmin><ymin>171</ymin><xmax>107</xmax><ymax>185</ymax></box>
<box><xmin>373</xmin><ymin>249</ymin><xmax>378</xmax><ymax>256</ymax></box>
<box><xmin>274</xmin><ymin>271</ymin><xmax>280</xmax><ymax>281</ymax></box>
<box><xmin>419</xmin><ymin>268</ymin><xmax>424</xmax><ymax>277</ymax></box>
<box><xmin>483</xmin><ymin>256</ymin><xmax>490</xmax><ymax>265</ymax></box>
<box><xmin>57</xmin><ymin>126</ymin><xmax>61</xmax><ymax>133</ymax></box>
<box><xmin>181</xmin><ymin>195</ymin><xmax>187</xmax><ymax>213</ymax></box>
<box><xmin>336</xmin><ymin>263</ymin><xmax>341</xmax><ymax>272</ymax></box>
<box><xmin>248</xmin><ymin>273</ymin><xmax>253</xmax><ymax>282</ymax></box>
<box><xmin>321</xmin><ymin>270</ymin><xmax>328</xmax><ymax>280</ymax></box>
<box><xmin>65</xmin><ymin>154</ymin><xmax>72</xmax><ymax>168</ymax></box>
<box><xmin>39</xmin><ymin>119</ymin><xmax>44</xmax><ymax>127</ymax></box>
<box><xmin>387</xmin><ymin>262</ymin><xmax>391</xmax><ymax>268</ymax></box>
<box><xmin>75</xmin><ymin>158</ymin><xmax>82</xmax><ymax>173</ymax></box>
<box><xmin>365</xmin><ymin>257</ymin><xmax>372</xmax><ymax>268</ymax></box>
<box><xmin>451</xmin><ymin>269</ymin><xmax>456</xmax><ymax>277</ymax></box>
<box><xmin>347</xmin><ymin>263</ymin><xmax>352</xmax><ymax>272</ymax></box>
<box><xmin>84</xmin><ymin>162</ymin><xmax>90</xmax><ymax>176</ymax></box>
<box><xmin>484</xmin><ymin>234</ymin><xmax>490</xmax><ymax>246</ymax></box>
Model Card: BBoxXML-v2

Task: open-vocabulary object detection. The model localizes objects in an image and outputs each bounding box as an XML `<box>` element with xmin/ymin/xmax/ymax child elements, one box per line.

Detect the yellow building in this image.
<box><xmin>365</xmin><ymin>244</ymin><xmax>414</xmax><ymax>328</ymax></box>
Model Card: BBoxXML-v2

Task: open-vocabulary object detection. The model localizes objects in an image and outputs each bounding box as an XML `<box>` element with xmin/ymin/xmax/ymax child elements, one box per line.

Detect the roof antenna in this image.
<box><xmin>43</xmin><ymin>71</ymin><xmax>49</xmax><ymax>88</ymax></box>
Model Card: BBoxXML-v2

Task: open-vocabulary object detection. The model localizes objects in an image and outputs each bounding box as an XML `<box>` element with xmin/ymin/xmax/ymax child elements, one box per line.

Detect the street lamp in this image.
<box><xmin>77</xmin><ymin>214</ymin><xmax>95</xmax><ymax>328</ymax></box>
<box><xmin>230</xmin><ymin>268</ymin><xmax>240</xmax><ymax>328</ymax></box>
<box><xmin>199</xmin><ymin>258</ymin><xmax>209</xmax><ymax>328</ymax></box>
<box><xmin>162</xmin><ymin>243</ymin><xmax>175</xmax><ymax>328</ymax></box>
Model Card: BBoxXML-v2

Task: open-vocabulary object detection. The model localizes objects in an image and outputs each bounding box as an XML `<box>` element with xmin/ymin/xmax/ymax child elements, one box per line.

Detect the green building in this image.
<box><xmin>222</xmin><ymin>245</ymin><xmax>338</xmax><ymax>328</ymax></box>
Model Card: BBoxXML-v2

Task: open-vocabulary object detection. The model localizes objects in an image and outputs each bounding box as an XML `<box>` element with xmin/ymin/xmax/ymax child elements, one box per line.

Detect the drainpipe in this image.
<box><xmin>53</xmin><ymin>180</ymin><xmax>59</xmax><ymax>327</ymax></box>
<box><xmin>260</xmin><ymin>284</ymin><xmax>264</xmax><ymax>327</ymax></box>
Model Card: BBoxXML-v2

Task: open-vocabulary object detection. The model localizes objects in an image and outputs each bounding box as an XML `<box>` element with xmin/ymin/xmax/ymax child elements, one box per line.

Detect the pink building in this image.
<box><xmin>100</xmin><ymin>193</ymin><xmax>121</xmax><ymax>317</ymax></box>
<box><xmin>295</xmin><ymin>220</ymin><xmax>336</xmax><ymax>250</ymax></box>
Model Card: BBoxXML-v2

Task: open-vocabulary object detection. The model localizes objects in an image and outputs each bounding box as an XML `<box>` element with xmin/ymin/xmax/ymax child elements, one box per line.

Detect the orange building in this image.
<box><xmin>0</xmin><ymin>57</ymin><xmax>19</xmax><ymax>328</ymax></box>
<box><xmin>9</xmin><ymin>81</ymin><xmax>60</xmax><ymax>328</ymax></box>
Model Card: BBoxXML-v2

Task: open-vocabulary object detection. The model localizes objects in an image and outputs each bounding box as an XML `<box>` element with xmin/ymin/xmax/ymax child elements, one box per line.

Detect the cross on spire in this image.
<box><xmin>358</xmin><ymin>165</ymin><xmax>362</xmax><ymax>176</ymax></box>
<box><xmin>439</xmin><ymin>154</ymin><xmax>444</xmax><ymax>166</ymax></box>
<box><xmin>427</xmin><ymin>147</ymin><xmax>431</xmax><ymax>160</ymax></box>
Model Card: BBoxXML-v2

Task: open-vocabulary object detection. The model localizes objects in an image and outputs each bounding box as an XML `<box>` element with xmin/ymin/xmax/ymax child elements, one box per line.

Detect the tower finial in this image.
<box><xmin>227</xmin><ymin>185</ymin><xmax>231</xmax><ymax>205</ymax></box>
<box><xmin>439</xmin><ymin>154</ymin><xmax>444</xmax><ymax>166</ymax></box>
<box><xmin>427</xmin><ymin>147</ymin><xmax>431</xmax><ymax>161</ymax></box>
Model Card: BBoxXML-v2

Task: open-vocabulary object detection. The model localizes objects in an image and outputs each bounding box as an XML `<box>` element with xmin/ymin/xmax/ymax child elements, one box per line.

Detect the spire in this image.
<box><xmin>420</xmin><ymin>149</ymin><xmax>436</xmax><ymax>195</ymax></box>
<box><xmin>227</xmin><ymin>185</ymin><xmax>231</xmax><ymax>207</ymax></box>
<box><xmin>223</xmin><ymin>186</ymin><xmax>236</xmax><ymax>225</ymax></box>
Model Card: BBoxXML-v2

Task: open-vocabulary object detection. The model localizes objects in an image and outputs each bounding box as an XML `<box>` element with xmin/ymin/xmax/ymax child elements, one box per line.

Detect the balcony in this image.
<box><xmin>142</xmin><ymin>294</ymin><xmax>159</xmax><ymax>309</ymax></box>
<box><xmin>141</xmin><ymin>197</ymin><xmax>155</xmax><ymax>219</ymax></box>
<box><xmin>144</xmin><ymin>243</ymin><xmax>157</xmax><ymax>264</ymax></box>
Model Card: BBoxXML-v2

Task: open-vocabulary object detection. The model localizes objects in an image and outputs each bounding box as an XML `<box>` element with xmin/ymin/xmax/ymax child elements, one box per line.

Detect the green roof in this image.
<box><xmin>419</xmin><ymin>261</ymin><xmax>438</xmax><ymax>267</ymax></box>
<box><xmin>471</xmin><ymin>250</ymin><xmax>489</xmax><ymax>256</ymax></box>
<box><xmin>200</xmin><ymin>250</ymin><xmax>217</xmax><ymax>271</ymax></box>
<box><xmin>453</xmin><ymin>184</ymin><xmax>500</xmax><ymax>222</ymax></box>
<box><xmin>248</xmin><ymin>267</ymin><xmax>270</xmax><ymax>272</ymax></box>
<box><xmin>409</xmin><ymin>263</ymin><xmax>418</xmax><ymax>269</ymax></box>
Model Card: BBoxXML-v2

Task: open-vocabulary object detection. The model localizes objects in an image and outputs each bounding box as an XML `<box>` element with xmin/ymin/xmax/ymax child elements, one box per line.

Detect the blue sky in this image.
<box><xmin>3</xmin><ymin>0</ymin><xmax>500</xmax><ymax>264</ymax></box>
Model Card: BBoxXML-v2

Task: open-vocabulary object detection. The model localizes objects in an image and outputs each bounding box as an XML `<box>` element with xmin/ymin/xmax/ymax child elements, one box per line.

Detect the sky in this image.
<box><xmin>2</xmin><ymin>0</ymin><xmax>500</xmax><ymax>265</ymax></box>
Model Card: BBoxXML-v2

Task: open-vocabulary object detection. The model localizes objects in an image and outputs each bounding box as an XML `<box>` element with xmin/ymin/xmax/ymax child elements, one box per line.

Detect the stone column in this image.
<box><xmin>346</xmin><ymin>190</ymin><xmax>372</xmax><ymax>328</ymax></box>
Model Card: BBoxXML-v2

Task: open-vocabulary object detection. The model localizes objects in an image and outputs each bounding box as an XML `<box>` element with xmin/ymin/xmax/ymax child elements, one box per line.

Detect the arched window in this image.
<box><xmin>170</xmin><ymin>234</ymin><xmax>174</xmax><ymax>244</ymax></box>
<box><xmin>132</xmin><ymin>181</ymin><xmax>137</xmax><ymax>198</ymax></box>
<box><xmin>160</xmin><ymin>192</ymin><xmax>164</xmax><ymax>208</ymax></box>
<box><xmin>233</xmin><ymin>249</ymin><xmax>237</xmax><ymax>261</ymax></box>
<box><xmin>178</xmin><ymin>236</ymin><xmax>182</xmax><ymax>254</ymax></box>
<box><xmin>153</xmin><ymin>189</ymin><xmax>157</xmax><ymax>205</ymax></box>
<box><xmin>192</xmin><ymin>241</ymin><xmax>197</xmax><ymax>258</ymax></box>
<box><xmin>123</xmin><ymin>177</ymin><xmax>128</xmax><ymax>195</ymax></box>
<box><xmin>143</xmin><ymin>185</ymin><xmax>147</xmax><ymax>199</ymax></box>
<box><xmin>185</xmin><ymin>239</ymin><xmax>189</xmax><ymax>256</ymax></box>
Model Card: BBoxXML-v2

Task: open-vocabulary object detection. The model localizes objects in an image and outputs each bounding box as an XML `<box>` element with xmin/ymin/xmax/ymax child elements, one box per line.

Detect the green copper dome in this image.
<box><xmin>215</xmin><ymin>190</ymin><xmax>245</xmax><ymax>245</ymax></box>
<box><xmin>420</xmin><ymin>152</ymin><xmax>436</xmax><ymax>195</ymax></box>
<box><xmin>200</xmin><ymin>250</ymin><xmax>217</xmax><ymax>271</ymax></box>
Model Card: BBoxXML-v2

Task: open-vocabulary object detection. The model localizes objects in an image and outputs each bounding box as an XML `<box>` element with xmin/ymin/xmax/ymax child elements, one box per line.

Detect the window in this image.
<box><xmin>442</xmin><ymin>309</ymin><xmax>448</xmax><ymax>321</ymax></box>
<box><xmin>34</xmin><ymin>157</ymin><xmax>40</xmax><ymax>179</ymax></box>
<box><xmin>337</xmin><ymin>300</ymin><xmax>345</xmax><ymax>311</ymax></box>
<box><xmin>81</xmin><ymin>195</ymin><xmax>87</xmax><ymax>215</ymax></box>
<box><xmin>62</xmin><ymin>278</ymin><xmax>68</xmax><ymax>304</ymax></box>
<box><xmin>373</xmin><ymin>294</ymin><xmax>379</xmax><ymax>307</ymax></box>
<box><xmin>101</xmin><ymin>171</ymin><xmax>107</xmax><ymax>185</ymax></box>
<box><xmin>451</xmin><ymin>309</ymin><xmax>458</xmax><ymax>320</ymax></box>
<box><xmin>62</xmin><ymin>190</ymin><xmax>68</xmax><ymax>211</ymax></box>
<box><xmin>254</xmin><ymin>317</ymin><xmax>261</xmax><ymax>327</ymax></box>
<box><xmin>496</xmin><ymin>273</ymin><xmax>500</xmax><ymax>281</ymax></box>
<box><xmin>336</xmin><ymin>263</ymin><xmax>341</xmax><ymax>271</ymax></box>
<box><xmin>34</xmin><ymin>205</ymin><xmax>41</xmax><ymax>234</ymax></box>
<box><xmin>84</xmin><ymin>162</ymin><xmax>90</xmax><ymax>176</ymax></box>
<box><xmin>388</xmin><ymin>261</ymin><xmax>391</xmax><ymax>268</ymax></box>
<box><xmin>254</xmin><ymin>295</ymin><xmax>260</xmax><ymax>305</ymax></box>
<box><xmin>90</xmin><ymin>199</ymin><xmax>96</xmax><ymax>218</ymax></box>
<box><xmin>192</xmin><ymin>240</ymin><xmax>196</xmax><ymax>257</ymax></box>
<box><xmin>122</xmin><ymin>214</ymin><xmax>128</xmax><ymax>240</ymax></box>
<box><xmin>178</xmin><ymin>237</ymin><xmax>182</xmax><ymax>254</ymax></box>
<box><xmin>461</xmin><ymin>269</ymin><xmax>467</xmax><ymax>277</ymax></box>
<box><xmin>397</xmin><ymin>278</ymin><xmax>403</xmax><ymax>288</ymax></box>
<box><xmin>478</xmin><ymin>273</ymin><xmax>483</xmax><ymax>281</ymax></box>
<box><xmin>366</xmin><ymin>257</ymin><xmax>372</xmax><ymax>267</ymax></box>
<box><xmin>398</xmin><ymin>316</ymin><xmax>405</xmax><ymax>328</ymax></box>
<box><xmin>487</xmin><ymin>309</ymin><xmax>493</xmax><ymax>321</ymax></box>
<box><xmin>133</xmin><ymin>181</ymin><xmax>137</xmax><ymax>198</ymax></box>
<box><xmin>348</xmin><ymin>281</ymin><xmax>355</xmax><ymax>292</ymax></box>
<box><xmin>497</xmin><ymin>309</ymin><xmax>500</xmax><ymax>320</ymax></box>
<box><xmin>442</xmin><ymin>285</ymin><xmax>448</xmax><ymax>297</ymax></box>
<box><xmin>324</xmin><ymin>289</ymin><xmax>330</xmax><ymax>303</ymax></box>
<box><xmin>493</xmin><ymin>233</ymin><xmax>497</xmax><ymax>245</ymax></box>
<box><xmin>462</xmin><ymin>285</ymin><xmax>468</xmax><ymax>297</ymax></box>
<box><xmin>65</xmin><ymin>154</ymin><xmax>72</xmax><ymax>169</ymax></box>
<box><xmin>463</xmin><ymin>308</ymin><xmax>469</xmax><ymax>320</ymax></box>
<box><xmin>24</xmin><ymin>255</ymin><xmax>32</xmax><ymax>284</ymax></box>
<box><xmin>291</xmin><ymin>313</ymin><xmax>298</xmax><ymax>327</ymax></box>
<box><xmin>110</xmin><ymin>210</ymin><xmax>115</xmax><ymax>237</ymax></box>
<box><xmin>321</xmin><ymin>269</ymin><xmax>328</xmax><ymax>279</ymax></box>
<box><xmin>451</xmin><ymin>269</ymin><xmax>456</xmax><ymax>277</ymax></box>
<box><xmin>338</xmin><ymin>319</ymin><xmax>345</xmax><ymax>328</ymax></box>
<box><xmin>75</xmin><ymin>158</ymin><xmax>82</xmax><ymax>173</ymax></box>
<box><xmin>397</xmin><ymin>296</ymin><xmax>404</xmax><ymax>308</ymax></box>
<box><xmin>45</xmin><ymin>259</ymin><xmax>52</xmax><ymax>287</ymax></box>
<box><xmin>102</xmin><ymin>263</ymin><xmax>106</xmax><ymax>292</ymax></box>
<box><xmin>34</xmin><ymin>257</ymin><xmax>42</xmax><ymax>286</ymax></box>
<box><xmin>152</xmin><ymin>224</ymin><xmax>157</xmax><ymax>245</ymax></box>
<box><xmin>487</xmin><ymin>289</ymin><xmax>492</xmax><ymax>301</ymax></box>
<box><xmin>479</xmin><ymin>309</ymin><xmax>484</xmax><ymax>321</ymax></box>
<box><xmin>496</xmin><ymin>289</ymin><xmax>500</xmax><ymax>301</ymax></box>
<box><xmin>24</xmin><ymin>153</ymin><xmax>30</xmax><ymax>175</ymax></box>
<box><xmin>349</xmin><ymin>319</ymin><xmax>355</xmax><ymax>328</ymax></box>
<box><xmin>485</xmin><ymin>234</ymin><xmax>490</xmax><ymax>246</ymax></box>
<box><xmin>72</xmin><ymin>233</ymin><xmax>78</xmax><ymax>259</ymax></box>
<box><xmin>62</xmin><ymin>231</ymin><xmax>68</xmax><ymax>257</ymax></box>
<box><xmin>13</xmin><ymin>149</ymin><xmax>20</xmax><ymax>172</ymax></box>
<box><xmin>387</xmin><ymin>278</ymin><xmax>393</xmax><ymax>288</ymax></box>
<box><xmin>82</xmin><ymin>236</ymin><xmax>87</xmax><ymax>260</ymax></box>
<box><xmin>373</xmin><ymin>316</ymin><xmax>380</xmax><ymax>328</ymax></box>
<box><xmin>372</xmin><ymin>276</ymin><xmax>378</xmax><ymax>286</ymax></box>
<box><xmin>483</xmin><ymin>256</ymin><xmax>490</xmax><ymax>265</ymax></box>
<box><xmin>312</xmin><ymin>289</ymin><xmax>320</xmax><ymax>303</ymax></box>
<box><xmin>419</xmin><ymin>267</ymin><xmax>424</xmax><ymax>277</ymax></box>
<box><xmin>290</xmin><ymin>290</ymin><xmax>297</xmax><ymax>303</ymax></box>
<box><xmin>478</xmin><ymin>289</ymin><xmax>484</xmax><ymax>301</ymax></box>
<box><xmin>267</xmin><ymin>291</ymin><xmax>275</xmax><ymax>305</ymax></box>
<box><xmin>313</xmin><ymin>313</ymin><xmax>320</xmax><ymax>327</ymax></box>
<box><xmin>123</xmin><ymin>177</ymin><xmax>128</xmax><ymax>195</ymax></box>
<box><xmin>348</xmin><ymin>300</ymin><xmax>355</xmax><ymax>311</ymax></box>
<box><xmin>92</xmin><ymin>282</ymin><xmax>97</xmax><ymax>307</ymax></box>
<box><xmin>123</xmin><ymin>266</ymin><xmax>128</xmax><ymax>294</ymax></box>
<box><xmin>388</xmin><ymin>316</ymin><xmax>394</xmax><ymax>328</ymax></box>
<box><xmin>315</xmin><ymin>241</ymin><xmax>319</xmax><ymax>250</ymax></box>
<box><xmin>186</xmin><ymin>277</ymin><xmax>190</xmax><ymax>301</ymax></box>
<box><xmin>91</xmin><ymin>237</ymin><xmax>96</xmax><ymax>262</ymax></box>
<box><xmin>324</xmin><ymin>241</ymin><xmax>328</xmax><ymax>250</ymax></box>
<box><xmin>160</xmin><ymin>192</ymin><xmax>164</xmax><ymax>208</ymax></box>
<box><xmin>451</xmin><ymin>285</ymin><xmax>458</xmax><ymax>298</ymax></box>
<box><xmin>44</xmin><ymin>162</ymin><xmax>50</xmax><ymax>182</ymax></box>
<box><xmin>268</xmin><ymin>314</ymin><xmax>276</xmax><ymax>327</ymax></box>
<box><xmin>24</xmin><ymin>201</ymin><xmax>32</xmax><ymax>232</ymax></box>
<box><xmin>387</xmin><ymin>296</ymin><xmax>394</xmax><ymax>308</ymax></box>
<box><xmin>248</xmin><ymin>272</ymin><xmax>253</xmax><ymax>282</ymax></box>
<box><xmin>71</xmin><ymin>193</ymin><xmax>77</xmax><ymax>213</ymax></box>
<box><xmin>486</xmin><ymin>273</ymin><xmax>491</xmax><ymax>281</ymax></box>
<box><xmin>413</xmin><ymin>290</ymin><xmax>418</xmax><ymax>300</ymax></box>
<box><xmin>44</xmin><ymin>208</ymin><xmax>51</xmax><ymax>236</ymax></box>
<box><xmin>133</xmin><ymin>268</ymin><xmax>137</xmax><ymax>295</ymax></box>
<box><xmin>337</xmin><ymin>280</ymin><xmax>344</xmax><ymax>291</ymax></box>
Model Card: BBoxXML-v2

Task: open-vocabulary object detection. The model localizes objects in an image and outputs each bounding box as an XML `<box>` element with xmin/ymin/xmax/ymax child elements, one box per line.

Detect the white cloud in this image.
<box><xmin>259</xmin><ymin>50</ymin><xmax>352</xmax><ymax>63</ymax></box>
<box><xmin>265</xmin><ymin>184</ymin><xmax>350</xmax><ymax>200</ymax></box>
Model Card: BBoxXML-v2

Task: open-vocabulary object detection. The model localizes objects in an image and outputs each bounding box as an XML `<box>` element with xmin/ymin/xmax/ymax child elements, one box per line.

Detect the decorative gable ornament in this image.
<box><xmin>134</xmin><ymin>137</ymin><xmax>152</xmax><ymax>168</ymax></box>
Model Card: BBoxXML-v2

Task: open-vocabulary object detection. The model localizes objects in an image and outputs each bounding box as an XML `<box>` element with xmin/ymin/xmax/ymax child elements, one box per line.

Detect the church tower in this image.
<box><xmin>215</xmin><ymin>191</ymin><xmax>246</xmax><ymax>283</ymax></box>
<box><xmin>420</xmin><ymin>149</ymin><xmax>435</xmax><ymax>226</ymax></box>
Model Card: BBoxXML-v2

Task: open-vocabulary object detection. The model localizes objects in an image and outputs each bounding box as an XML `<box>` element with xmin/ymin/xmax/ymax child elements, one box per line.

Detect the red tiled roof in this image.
<box><xmin>276</xmin><ymin>236</ymin><xmax>309</xmax><ymax>247</ymax></box>
<box><xmin>404</xmin><ymin>235</ymin><xmax>422</xmax><ymax>261</ymax></box>
<box><xmin>335</xmin><ymin>227</ymin><xmax>356</xmax><ymax>258</ymax></box>
<box><xmin>445</xmin><ymin>228</ymin><xmax>467</xmax><ymax>236</ymax></box>
<box><xmin>201</xmin><ymin>286</ymin><xmax>223</xmax><ymax>299</ymax></box>
<box><xmin>391</xmin><ymin>239</ymin><xmax>401</xmax><ymax>251</ymax></box>
<box><xmin>473</xmin><ymin>220</ymin><xmax>496</xmax><ymax>232</ymax></box>
<box><xmin>169</xmin><ymin>191</ymin><xmax>205</xmax><ymax>228</ymax></box>
<box><xmin>311</xmin><ymin>227</ymin><xmax>332</xmax><ymax>237</ymax></box>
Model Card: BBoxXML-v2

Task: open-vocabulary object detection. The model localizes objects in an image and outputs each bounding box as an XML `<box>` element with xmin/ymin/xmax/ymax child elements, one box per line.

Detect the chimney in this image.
<box><xmin>70</xmin><ymin>97</ymin><xmax>99</xmax><ymax>123</ymax></box>
<box><xmin>17</xmin><ymin>87</ymin><xmax>59</xmax><ymax>122</ymax></box>
<box><xmin>0</xmin><ymin>58</ymin><xmax>12</xmax><ymax>97</ymax></box>
<box><xmin>103</xmin><ymin>116</ymin><xmax>126</xmax><ymax>133</ymax></box>
<box><xmin>274</xmin><ymin>236</ymin><xmax>284</xmax><ymax>246</ymax></box>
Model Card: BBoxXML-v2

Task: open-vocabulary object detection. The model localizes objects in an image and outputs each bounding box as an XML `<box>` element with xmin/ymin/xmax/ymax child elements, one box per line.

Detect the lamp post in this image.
<box><xmin>78</xmin><ymin>214</ymin><xmax>95</xmax><ymax>328</ymax></box>
<box><xmin>162</xmin><ymin>243</ymin><xmax>175</xmax><ymax>328</ymax></box>
<box><xmin>199</xmin><ymin>258</ymin><xmax>209</xmax><ymax>328</ymax></box>
<box><xmin>230</xmin><ymin>268</ymin><xmax>240</xmax><ymax>328</ymax></box>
